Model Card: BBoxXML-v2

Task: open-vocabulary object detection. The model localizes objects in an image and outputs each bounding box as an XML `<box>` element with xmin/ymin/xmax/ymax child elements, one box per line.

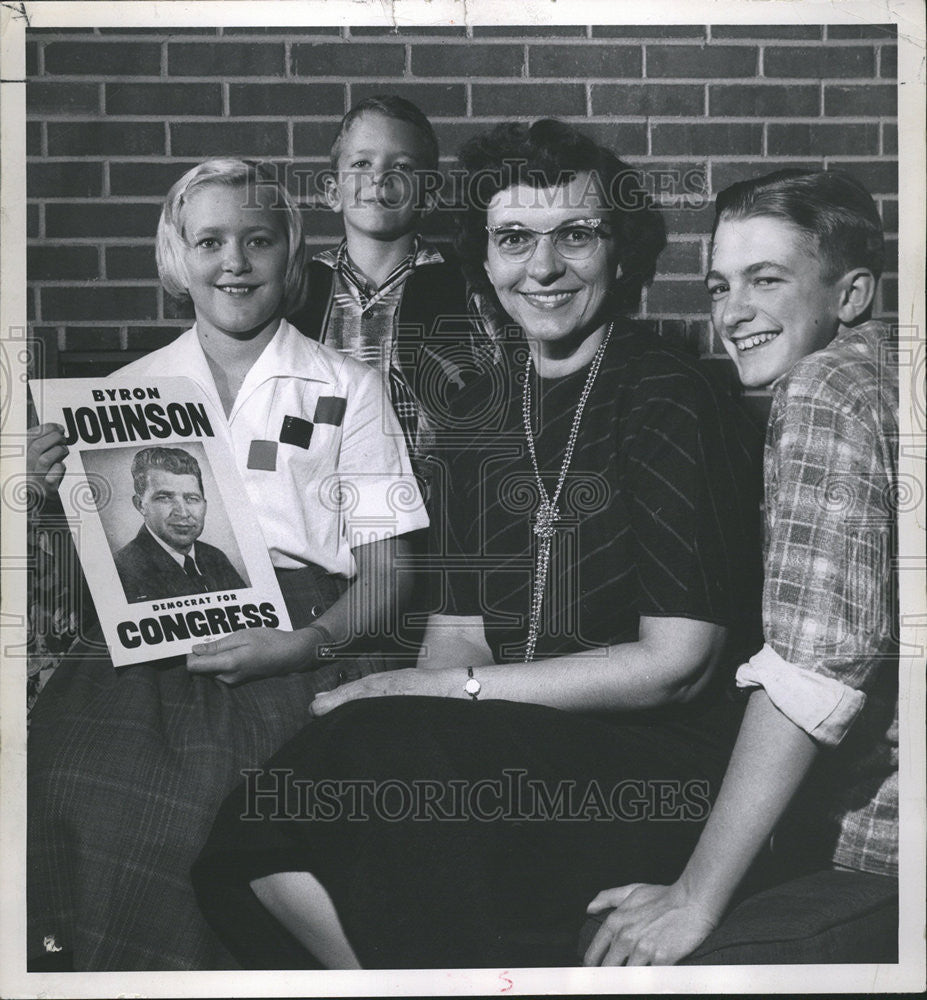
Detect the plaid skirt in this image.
<box><xmin>27</xmin><ymin>564</ymin><xmax>384</xmax><ymax>971</ymax></box>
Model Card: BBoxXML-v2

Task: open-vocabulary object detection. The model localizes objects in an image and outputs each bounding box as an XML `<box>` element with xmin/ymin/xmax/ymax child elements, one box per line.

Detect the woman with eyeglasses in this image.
<box><xmin>191</xmin><ymin>119</ymin><xmax>764</xmax><ymax>969</ymax></box>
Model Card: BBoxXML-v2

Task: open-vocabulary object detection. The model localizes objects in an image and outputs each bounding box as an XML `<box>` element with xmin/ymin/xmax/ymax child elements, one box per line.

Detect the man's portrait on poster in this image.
<box><xmin>113</xmin><ymin>446</ymin><xmax>246</xmax><ymax>603</ymax></box>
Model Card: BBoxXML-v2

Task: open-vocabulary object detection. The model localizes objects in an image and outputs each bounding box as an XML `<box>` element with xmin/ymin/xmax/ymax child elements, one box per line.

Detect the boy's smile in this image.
<box><xmin>181</xmin><ymin>184</ymin><xmax>289</xmax><ymax>342</ymax></box>
<box><xmin>707</xmin><ymin>215</ymin><xmax>847</xmax><ymax>388</ymax></box>
<box><xmin>327</xmin><ymin>112</ymin><xmax>433</xmax><ymax>242</ymax></box>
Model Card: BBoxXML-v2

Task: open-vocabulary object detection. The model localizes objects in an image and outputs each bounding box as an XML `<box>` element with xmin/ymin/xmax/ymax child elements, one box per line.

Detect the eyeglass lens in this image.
<box><xmin>490</xmin><ymin>222</ymin><xmax>607</xmax><ymax>260</ymax></box>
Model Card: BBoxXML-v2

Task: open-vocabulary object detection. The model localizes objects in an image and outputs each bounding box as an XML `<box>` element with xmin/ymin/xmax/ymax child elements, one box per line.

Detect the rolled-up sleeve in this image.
<box><xmin>750</xmin><ymin>359</ymin><xmax>895</xmax><ymax>746</ymax></box>
<box><xmin>736</xmin><ymin>643</ymin><xmax>866</xmax><ymax>746</ymax></box>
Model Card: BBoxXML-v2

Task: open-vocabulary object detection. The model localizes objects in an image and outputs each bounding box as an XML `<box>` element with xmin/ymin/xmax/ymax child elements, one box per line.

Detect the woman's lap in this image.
<box><xmin>28</xmin><ymin>567</ymin><xmax>383</xmax><ymax>969</ymax></box>
<box><xmin>27</xmin><ymin>565</ymin><xmax>384</xmax><ymax>970</ymax></box>
<box><xmin>28</xmin><ymin>645</ymin><xmax>326</xmax><ymax>968</ymax></box>
<box><xmin>193</xmin><ymin>694</ymin><xmax>744</xmax><ymax>968</ymax></box>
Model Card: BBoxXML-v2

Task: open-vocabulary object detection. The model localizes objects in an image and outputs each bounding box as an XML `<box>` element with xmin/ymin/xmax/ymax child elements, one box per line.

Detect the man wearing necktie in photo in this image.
<box><xmin>114</xmin><ymin>446</ymin><xmax>246</xmax><ymax>603</ymax></box>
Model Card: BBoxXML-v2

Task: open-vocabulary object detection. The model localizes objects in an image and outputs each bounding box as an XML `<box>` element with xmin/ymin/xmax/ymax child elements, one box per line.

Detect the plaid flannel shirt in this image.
<box><xmin>314</xmin><ymin>237</ymin><xmax>444</xmax><ymax>463</ymax></box>
<box><xmin>736</xmin><ymin>321</ymin><xmax>898</xmax><ymax>876</ymax></box>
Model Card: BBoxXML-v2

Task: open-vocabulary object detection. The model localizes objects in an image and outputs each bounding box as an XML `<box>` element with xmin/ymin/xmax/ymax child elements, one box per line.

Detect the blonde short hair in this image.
<box><xmin>156</xmin><ymin>159</ymin><xmax>307</xmax><ymax>314</ymax></box>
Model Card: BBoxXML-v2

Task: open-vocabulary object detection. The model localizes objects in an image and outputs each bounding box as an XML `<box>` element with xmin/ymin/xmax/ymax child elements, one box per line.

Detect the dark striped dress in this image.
<box><xmin>191</xmin><ymin>322</ymin><xmax>765</xmax><ymax>969</ymax></box>
<box><xmin>439</xmin><ymin>323</ymin><xmax>762</xmax><ymax>666</ymax></box>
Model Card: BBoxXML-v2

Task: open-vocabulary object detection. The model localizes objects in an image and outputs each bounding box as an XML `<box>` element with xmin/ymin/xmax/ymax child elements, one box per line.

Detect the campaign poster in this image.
<box><xmin>30</xmin><ymin>376</ymin><xmax>292</xmax><ymax>665</ymax></box>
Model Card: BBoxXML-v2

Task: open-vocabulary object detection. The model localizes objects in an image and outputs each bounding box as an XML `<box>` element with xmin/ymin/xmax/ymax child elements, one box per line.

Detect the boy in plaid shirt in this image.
<box><xmin>584</xmin><ymin>170</ymin><xmax>898</xmax><ymax>965</ymax></box>
<box><xmin>289</xmin><ymin>95</ymin><xmax>484</xmax><ymax>503</ymax></box>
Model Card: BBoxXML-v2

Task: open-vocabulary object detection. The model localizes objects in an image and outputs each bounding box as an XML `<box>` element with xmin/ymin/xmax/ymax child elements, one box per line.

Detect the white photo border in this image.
<box><xmin>1</xmin><ymin>1</ymin><xmax>924</xmax><ymax>996</ymax></box>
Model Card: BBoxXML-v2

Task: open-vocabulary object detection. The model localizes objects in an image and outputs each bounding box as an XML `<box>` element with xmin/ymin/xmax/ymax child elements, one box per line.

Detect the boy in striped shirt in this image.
<box><xmin>289</xmin><ymin>95</ymin><xmax>482</xmax><ymax>496</ymax></box>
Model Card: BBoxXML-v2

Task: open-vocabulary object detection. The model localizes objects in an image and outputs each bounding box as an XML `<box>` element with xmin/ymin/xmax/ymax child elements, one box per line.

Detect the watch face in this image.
<box><xmin>465</xmin><ymin>677</ymin><xmax>481</xmax><ymax>697</ymax></box>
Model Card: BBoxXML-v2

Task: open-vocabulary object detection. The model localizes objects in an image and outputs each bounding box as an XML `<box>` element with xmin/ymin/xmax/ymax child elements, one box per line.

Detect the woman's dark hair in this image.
<box><xmin>712</xmin><ymin>169</ymin><xmax>885</xmax><ymax>282</ymax></box>
<box><xmin>455</xmin><ymin>119</ymin><xmax>666</xmax><ymax>323</ymax></box>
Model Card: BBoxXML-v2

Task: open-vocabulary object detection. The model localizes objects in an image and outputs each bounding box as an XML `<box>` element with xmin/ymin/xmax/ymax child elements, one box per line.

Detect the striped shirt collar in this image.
<box><xmin>313</xmin><ymin>237</ymin><xmax>445</xmax><ymax>305</ymax></box>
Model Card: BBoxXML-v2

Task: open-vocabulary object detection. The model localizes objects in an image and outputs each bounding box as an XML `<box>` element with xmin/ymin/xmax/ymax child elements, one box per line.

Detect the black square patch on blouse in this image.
<box><xmin>279</xmin><ymin>415</ymin><xmax>314</xmax><ymax>449</ymax></box>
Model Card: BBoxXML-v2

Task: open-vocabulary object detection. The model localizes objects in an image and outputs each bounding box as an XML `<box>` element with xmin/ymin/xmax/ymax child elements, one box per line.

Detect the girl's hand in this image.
<box><xmin>310</xmin><ymin>667</ymin><xmax>459</xmax><ymax>717</ymax></box>
<box><xmin>582</xmin><ymin>881</ymin><xmax>719</xmax><ymax>967</ymax></box>
<box><xmin>186</xmin><ymin>627</ymin><xmax>314</xmax><ymax>685</ymax></box>
<box><xmin>27</xmin><ymin>423</ymin><xmax>69</xmax><ymax>499</ymax></box>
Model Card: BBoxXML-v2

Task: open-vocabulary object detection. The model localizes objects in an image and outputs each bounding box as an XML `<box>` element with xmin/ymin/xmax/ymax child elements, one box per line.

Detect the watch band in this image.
<box><xmin>465</xmin><ymin>666</ymin><xmax>481</xmax><ymax>700</ymax></box>
<box><xmin>306</xmin><ymin>622</ymin><xmax>334</xmax><ymax>661</ymax></box>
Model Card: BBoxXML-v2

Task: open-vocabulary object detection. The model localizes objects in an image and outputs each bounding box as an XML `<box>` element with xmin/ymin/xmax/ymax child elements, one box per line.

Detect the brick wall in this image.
<box><xmin>25</xmin><ymin>23</ymin><xmax>898</xmax><ymax>384</ymax></box>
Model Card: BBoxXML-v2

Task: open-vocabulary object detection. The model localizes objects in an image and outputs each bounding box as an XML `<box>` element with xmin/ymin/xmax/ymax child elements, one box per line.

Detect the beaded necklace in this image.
<box><xmin>520</xmin><ymin>322</ymin><xmax>614</xmax><ymax>662</ymax></box>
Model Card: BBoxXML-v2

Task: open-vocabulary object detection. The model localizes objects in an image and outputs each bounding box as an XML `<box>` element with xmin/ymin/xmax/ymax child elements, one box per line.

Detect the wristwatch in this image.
<box><xmin>307</xmin><ymin>622</ymin><xmax>334</xmax><ymax>660</ymax></box>
<box><xmin>465</xmin><ymin>666</ymin><xmax>481</xmax><ymax>700</ymax></box>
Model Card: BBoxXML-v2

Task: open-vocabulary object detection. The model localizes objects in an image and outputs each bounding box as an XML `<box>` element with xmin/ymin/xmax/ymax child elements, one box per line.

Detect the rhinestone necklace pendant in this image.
<box><xmin>533</xmin><ymin>500</ymin><xmax>560</xmax><ymax>539</ymax></box>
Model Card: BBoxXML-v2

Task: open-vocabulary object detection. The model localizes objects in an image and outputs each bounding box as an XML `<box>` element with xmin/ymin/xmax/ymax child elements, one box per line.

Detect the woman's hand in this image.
<box><xmin>27</xmin><ymin>423</ymin><xmax>69</xmax><ymax>499</ymax></box>
<box><xmin>186</xmin><ymin>627</ymin><xmax>315</xmax><ymax>685</ymax></box>
<box><xmin>582</xmin><ymin>881</ymin><xmax>719</xmax><ymax>967</ymax></box>
<box><xmin>310</xmin><ymin>667</ymin><xmax>460</xmax><ymax>717</ymax></box>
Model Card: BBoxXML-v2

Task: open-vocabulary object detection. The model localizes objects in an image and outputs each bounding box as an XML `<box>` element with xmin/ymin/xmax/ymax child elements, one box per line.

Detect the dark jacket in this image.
<box><xmin>114</xmin><ymin>527</ymin><xmax>246</xmax><ymax>604</ymax></box>
<box><xmin>287</xmin><ymin>253</ymin><xmax>488</xmax><ymax>412</ymax></box>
